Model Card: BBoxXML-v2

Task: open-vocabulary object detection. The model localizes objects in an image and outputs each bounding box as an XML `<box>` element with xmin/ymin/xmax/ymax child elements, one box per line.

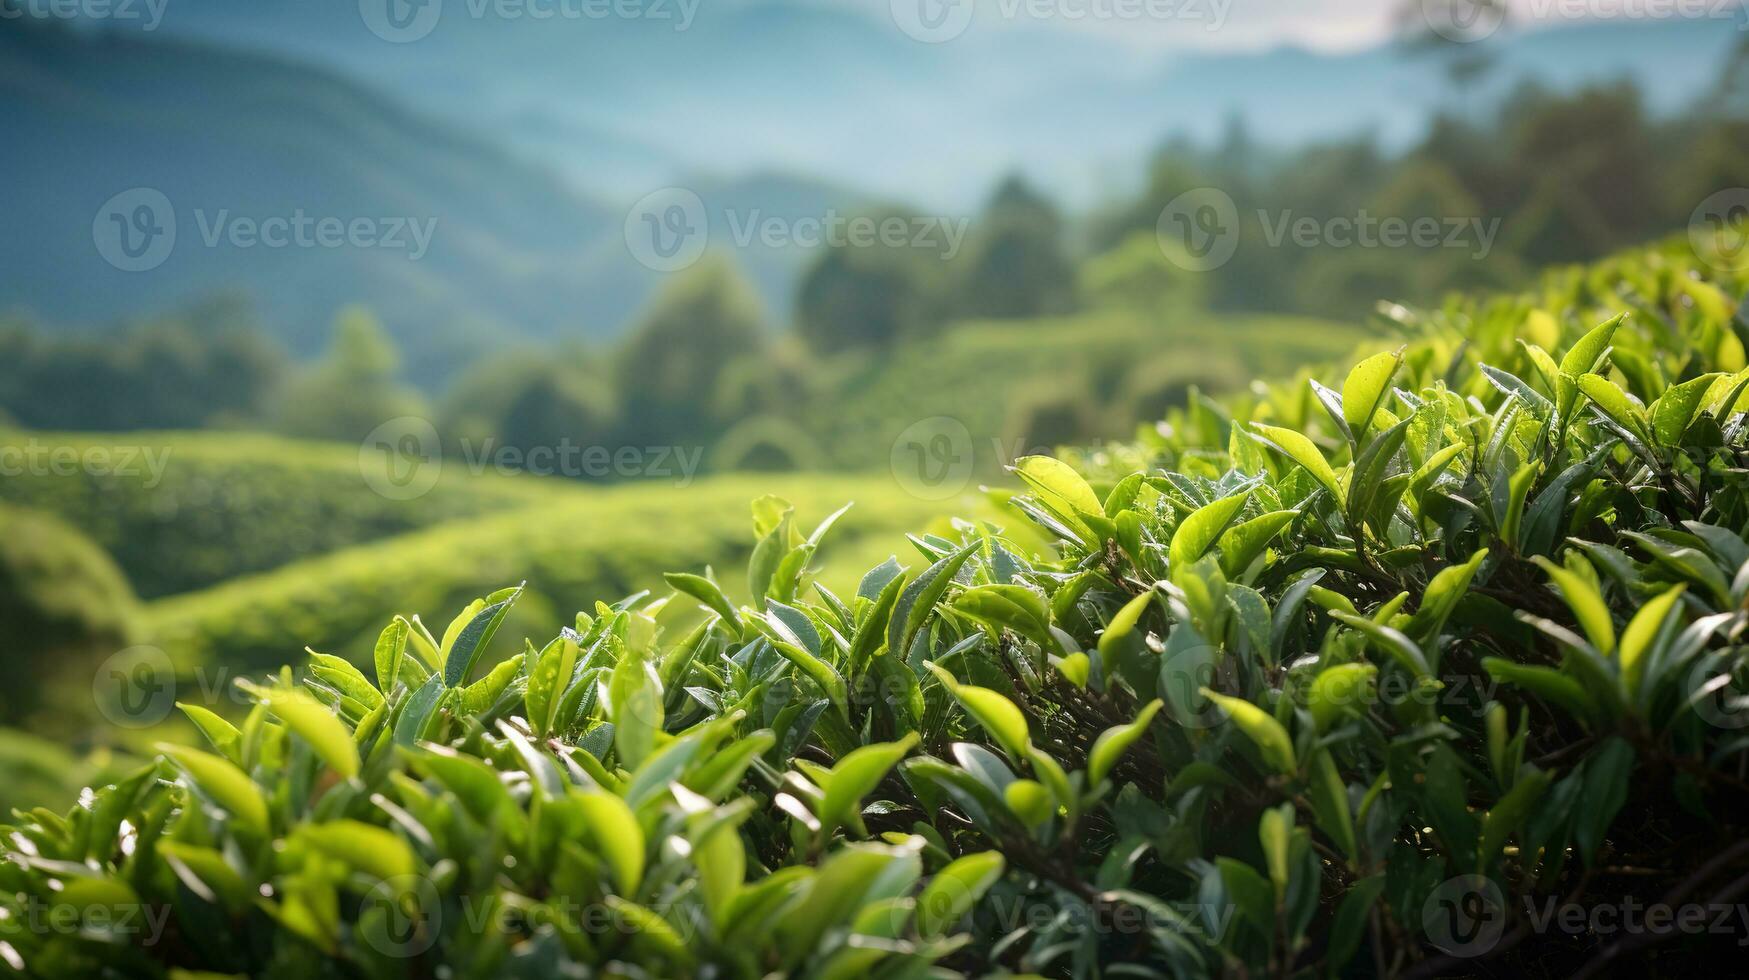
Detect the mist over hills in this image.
<box><xmin>137</xmin><ymin>2</ymin><xmax>1744</xmax><ymax>207</ymax></box>
<box><xmin>3</xmin><ymin>6</ymin><xmax>1743</xmax><ymax>384</ymax></box>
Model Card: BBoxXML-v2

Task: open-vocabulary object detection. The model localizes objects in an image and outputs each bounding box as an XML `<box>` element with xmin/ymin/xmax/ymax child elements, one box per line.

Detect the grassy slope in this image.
<box><xmin>142</xmin><ymin>471</ymin><xmax>1002</xmax><ymax>675</ymax></box>
<box><xmin>805</xmin><ymin>311</ymin><xmax>1374</xmax><ymax>468</ymax></box>
<box><xmin>0</xmin><ymin>430</ymin><xmax>548</xmax><ymax>597</ymax></box>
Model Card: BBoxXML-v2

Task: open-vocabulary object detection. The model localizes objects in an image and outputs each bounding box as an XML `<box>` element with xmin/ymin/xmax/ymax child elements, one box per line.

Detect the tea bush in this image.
<box><xmin>143</xmin><ymin>473</ymin><xmax>969</xmax><ymax>677</ymax></box>
<box><xmin>0</xmin><ymin>432</ymin><xmax>540</xmax><ymax>598</ymax></box>
<box><xmin>4</xmin><ymin>234</ymin><xmax>1749</xmax><ymax>978</ymax></box>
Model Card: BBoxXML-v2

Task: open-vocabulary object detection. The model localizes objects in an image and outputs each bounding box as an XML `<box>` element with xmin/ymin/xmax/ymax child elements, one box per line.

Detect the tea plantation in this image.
<box><xmin>3</xmin><ymin>231</ymin><xmax>1748</xmax><ymax>977</ymax></box>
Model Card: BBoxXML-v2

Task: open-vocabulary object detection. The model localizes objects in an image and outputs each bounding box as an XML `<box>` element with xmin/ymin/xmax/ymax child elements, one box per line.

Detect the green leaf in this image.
<box><xmin>1650</xmin><ymin>373</ymin><xmax>1721</xmax><ymax>446</ymax></box>
<box><xmin>1217</xmin><ymin>509</ymin><xmax>1299</xmax><ymax>577</ymax></box>
<box><xmin>1097</xmin><ymin>591</ymin><xmax>1154</xmax><ymax>672</ymax></box>
<box><xmin>443</xmin><ymin>586</ymin><xmax>523</xmax><ymax>688</ymax></box>
<box><xmin>888</xmin><ymin>541</ymin><xmax>978</xmax><ymax>661</ymax></box>
<box><xmin>1329</xmin><ymin>611</ymin><xmax>1431</xmax><ymax>679</ymax></box>
<box><xmin>459</xmin><ymin>653</ymin><xmax>524</xmax><ymax>717</ymax></box>
<box><xmin>1560</xmin><ymin>313</ymin><xmax>1624</xmax><ymax>378</ymax></box>
<box><xmin>1169</xmin><ymin>488</ymin><xmax>1254</xmax><ymax>570</ymax></box>
<box><xmin>579</xmin><ymin>790</ymin><xmax>645</xmax><ymax>894</ymax></box>
<box><xmin>374</xmin><ymin>616</ymin><xmax>410</xmax><ymax>692</ymax></box>
<box><xmin>1217</xmin><ymin>857</ymin><xmax>1274</xmax><ymax>931</ymax></box>
<box><xmin>294</xmin><ymin>820</ymin><xmax>417</xmax><ymax>882</ymax></box>
<box><xmin>1308</xmin><ymin>749</ymin><xmax>1356</xmax><ymax>860</ymax></box>
<box><xmin>178</xmin><ymin>702</ymin><xmax>242</xmax><ymax>762</ymax></box>
<box><xmin>159</xmin><ymin>743</ymin><xmax>270</xmax><ymax>833</ymax></box>
<box><xmin>414</xmin><ymin>744</ymin><xmax>516</xmax><ymax>826</ymax></box>
<box><xmin>1531</xmin><ymin>556</ymin><xmax>1614</xmax><ymax>655</ymax></box>
<box><xmin>847</xmin><ymin>569</ymin><xmax>906</xmax><ymax>669</ymax></box>
<box><xmin>1307</xmin><ymin>663</ymin><xmax>1376</xmax><ymax>732</ymax></box>
<box><xmin>307</xmin><ymin>651</ymin><xmax>382</xmax><ymax>711</ymax></box>
<box><xmin>1406</xmin><ymin>549</ymin><xmax>1488</xmax><ymax>645</ymax></box>
<box><xmin>1578</xmin><ymin>373</ymin><xmax>1648</xmax><ymax>438</ymax></box>
<box><xmin>1201</xmin><ymin>689</ymin><xmax>1296</xmax><ymax>774</ymax></box>
<box><xmin>609</xmin><ymin>652</ymin><xmax>664</xmax><ymax>769</ymax></box>
<box><xmin>927</xmin><ymin>664</ymin><xmax>1031</xmax><ymax>760</ymax></box>
<box><xmin>820</xmin><ymin>734</ymin><xmax>917</xmax><ymax>832</ymax></box>
<box><xmin>1477</xmin><ymin>768</ymin><xmax>1550</xmax><ymax>870</ymax></box>
<box><xmin>1087</xmin><ymin>699</ymin><xmax>1163</xmax><ymax>786</ymax></box>
<box><xmin>954</xmin><ymin>584</ymin><xmax>1053</xmax><ymax>651</ymax></box>
<box><xmin>394</xmin><ymin>672</ymin><xmax>449</xmax><ymax>747</ymax></box>
<box><xmin>665</xmin><ymin>572</ymin><xmax>743</xmax><ymax>634</ymax></box>
<box><xmin>1002</xmin><ymin>779</ymin><xmax>1054</xmax><ymax>827</ymax></box>
<box><xmin>1342</xmin><ymin>348</ymin><xmax>1404</xmax><ymax>438</ymax></box>
<box><xmin>1012</xmin><ymin>455</ymin><xmax>1105</xmax><ymax>521</ymax></box>
<box><xmin>1251</xmin><ymin>423</ymin><xmax>1343</xmax><ymax>502</ymax></box>
<box><xmin>1258</xmin><ymin>802</ymin><xmax>1294</xmax><ymax>896</ymax></box>
<box><xmin>526</xmin><ymin>635</ymin><xmax>582</xmax><ymax>737</ymax></box>
<box><xmin>246</xmin><ymin>682</ymin><xmax>360</xmax><ymax>780</ymax></box>
<box><xmin>1618</xmin><ymin>584</ymin><xmax>1684</xmax><ymax>696</ymax></box>
<box><xmin>915</xmin><ymin>851</ymin><xmax>1004</xmax><ymax>938</ymax></box>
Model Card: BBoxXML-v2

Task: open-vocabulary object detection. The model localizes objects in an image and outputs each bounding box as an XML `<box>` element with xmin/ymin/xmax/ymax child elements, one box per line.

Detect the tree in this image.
<box><xmin>795</xmin><ymin>209</ymin><xmax>943</xmax><ymax>353</ymax></box>
<box><xmin>953</xmin><ymin>176</ymin><xmax>1075</xmax><ymax>320</ymax></box>
<box><xmin>272</xmin><ymin>307</ymin><xmax>429</xmax><ymax>443</ymax></box>
<box><xmin>441</xmin><ymin>350</ymin><xmax>617</xmax><ymax>467</ymax></box>
<box><xmin>614</xmin><ymin>256</ymin><xmax>769</xmax><ymax>447</ymax></box>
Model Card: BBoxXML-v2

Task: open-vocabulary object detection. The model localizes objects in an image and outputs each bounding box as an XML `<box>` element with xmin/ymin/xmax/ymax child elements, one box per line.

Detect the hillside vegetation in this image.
<box><xmin>4</xmin><ymin>229</ymin><xmax>1749</xmax><ymax>978</ymax></box>
<box><xmin>0</xmin><ymin>430</ymin><xmax>544</xmax><ymax>598</ymax></box>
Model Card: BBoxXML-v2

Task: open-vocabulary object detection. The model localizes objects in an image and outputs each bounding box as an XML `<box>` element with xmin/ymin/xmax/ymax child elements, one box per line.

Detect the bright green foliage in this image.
<box><xmin>6</xmin><ymin>234</ymin><xmax>1749</xmax><ymax>977</ymax></box>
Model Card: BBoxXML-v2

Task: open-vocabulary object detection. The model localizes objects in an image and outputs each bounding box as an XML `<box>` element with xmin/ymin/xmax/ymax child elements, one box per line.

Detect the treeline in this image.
<box><xmin>5</xmin><ymin>68</ymin><xmax>1748</xmax><ymax>467</ymax></box>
